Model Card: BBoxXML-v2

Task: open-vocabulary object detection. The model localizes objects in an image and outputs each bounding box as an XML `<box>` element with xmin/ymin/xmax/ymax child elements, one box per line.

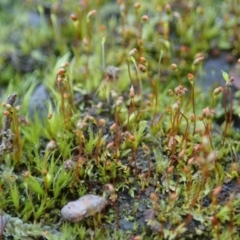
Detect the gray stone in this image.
<box><xmin>28</xmin><ymin>84</ymin><xmax>52</xmax><ymax>121</ymax></box>
<box><xmin>119</xmin><ymin>218</ymin><xmax>133</xmax><ymax>231</ymax></box>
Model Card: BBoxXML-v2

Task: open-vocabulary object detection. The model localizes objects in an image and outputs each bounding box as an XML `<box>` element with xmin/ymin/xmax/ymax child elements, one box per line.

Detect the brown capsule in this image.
<box><xmin>170</xmin><ymin>63</ymin><xmax>178</xmax><ymax>71</ymax></box>
<box><xmin>139</xmin><ymin>56</ymin><xmax>146</xmax><ymax>63</ymax></box>
<box><xmin>5</xmin><ymin>104</ymin><xmax>12</xmax><ymax>110</ymax></box>
<box><xmin>213</xmin><ymin>186</ymin><xmax>222</xmax><ymax>197</ymax></box>
<box><xmin>15</xmin><ymin>105</ymin><xmax>21</xmax><ymax>112</ymax></box>
<box><xmin>134</xmin><ymin>2</ymin><xmax>141</xmax><ymax>9</ymax></box>
<box><xmin>129</xmin><ymin>85</ymin><xmax>135</xmax><ymax>98</ymax></box>
<box><xmin>138</xmin><ymin>39</ymin><xmax>143</xmax><ymax>47</ymax></box>
<box><xmin>111</xmin><ymin>90</ymin><xmax>118</xmax><ymax>100</ymax></box>
<box><xmin>202</xmin><ymin>107</ymin><xmax>215</xmax><ymax>119</ymax></box>
<box><xmin>195</xmin><ymin>52</ymin><xmax>204</xmax><ymax>59</ymax></box>
<box><xmin>149</xmin><ymin>192</ymin><xmax>158</xmax><ymax>202</ymax></box>
<box><xmin>188</xmin><ymin>157</ymin><xmax>195</xmax><ymax>165</ymax></box>
<box><xmin>190</xmin><ymin>114</ymin><xmax>195</xmax><ymax>122</ymax></box>
<box><xmin>48</xmin><ymin>113</ymin><xmax>53</xmax><ymax>119</ymax></box>
<box><xmin>183</xmin><ymin>166</ymin><xmax>190</xmax><ymax>174</ymax></box>
<box><xmin>141</xmin><ymin>15</ymin><xmax>149</xmax><ymax>21</ymax></box>
<box><xmin>110</xmin><ymin>123</ymin><xmax>117</xmax><ymax>131</ymax></box>
<box><xmin>104</xmin><ymin>183</ymin><xmax>115</xmax><ymax>194</ymax></box>
<box><xmin>63</xmin><ymin>93</ymin><xmax>68</xmax><ymax>99</ymax></box>
<box><xmin>98</xmin><ymin>118</ymin><xmax>106</xmax><ymax>127</ymax></box>
<box><xmin>168</xmin><ymin>89</ymin><xmax>173</xmax><ymax>96</ymax></box>
<box><xmin>76</xmin><ymin>120</ymin><xmax>87</xmax><ymax>130</ymax></box>
<box><xmin>42</xmin><ymin>169</ymin><xmax>48</xmax><ymax>176</ymax></box>
<box><xmin>70</xmin><ymin>14</ymin><xmax>78</xmax><ymax>21</ymax></box>
<box><xmin>58</xmin><ymin>68</ymin><xmax>66</xmax><ymax>76</ymax></box>
<box><xmin>187</xmin><ymin>73</ymin><xmax>194</xmax><ymax>82</ymax></box>
<box><xmin>129</xmin><ymin>48</ymin><xmax>137</xmax><ymax>56</ymax></box>
<box><xmin>24</xmin><ymin>171</ymin><xmax>31</xmax><ymax>178</ymax></box>
<box><xmin>3</xmin><ymin>110</ymin><xmax>10</xmax><ymax>116</ymax></box>
<box><xmin>145</xmin><ymin>100</ymin><xmax>151</xmax><ymax>106</ymax></box>
<box><xmin>83</xmin><ymin>37</ymin><xmax>89</xmax><ymax>45</ymax></box>
<box><xmin>165</xmin><ymin>4</ymin><xmax>171</xmax><ymax>14</ymax></box>
<box><xmin>129</xmin><ymin>134</ymin><xmax>135</xmax><ymax>141</ymax></box>
<box><xmin>172</xmin><ymin>101</ymin><xmax>180</xmax><ymax>111</ymax></box>
<box><xmin>211</xmin><ymin>215</ymin><xmax>218</xmax><ymax>226</ymax></box>
<box><xmin>138</xmin><ymin>64</ymin><xmax>147</xmax><ymax>72</ymax></box>
<box><xmin>85</xmin><ymin>115</ymin><xmax>94</xmax><ymax>122</ymax></box>
<box><xmin>46</xmin><ymin>140</ymin><xmax>57</xmax><ymax>151</ymax></box>
<box><xmin>106</xmin><ymin>141</ymin><xmax>114</xmax><ymax>149</ymax></box>
<box><xmin>167</xmin><ymin>165</ymin><xmax>174</xmax><ymax>174</ymax></box>
<box><xmin>87</xmin><ymin>10</ymin><xmax>97</xmax><ymax>20</ymax></box>
<box><xmin>106</xmin><ymin>160</ymin><xmax>112</xmax><ymax>167</ymax></box>
<box><xmin>226</xmin><ymin>77</ymin><xmax>234</xmax><ymax>88</ymax></box>
<box><xmin>63</xmin><ymin>62</ymin><xmax>69</xmax><ymax>67</ymax></box>
<box><xmin>169</xmin><ymin>192</ymin><xmax>178</xmax><ymax>201</ymax></box>
<box><xmin>57</xmin><ymin>77</ymin><xmax>63</xmax><ymax>83</ymax></box>
<box><xmin>193</xmin><ymin>56</ymin><xmax>204</xmax><ymax>65</ymax></box>
<box><xmin>178</xmin><ymin>149</ymin><xmax>185</xmax><ymax>159</ymax></box>
<box><xmin>213</xmin><ymin>86</ymin><xmax>223</xmax><ymax>96</ymax></box>
<box><xmin>116</xmin><ymin>97</ymin><xmax>123</xmax><ymax>106</ymax></box>
<box><xmin>133</xmin><ymin>236</ymin><xmax>142</xmax><ymax>240</ymax></box>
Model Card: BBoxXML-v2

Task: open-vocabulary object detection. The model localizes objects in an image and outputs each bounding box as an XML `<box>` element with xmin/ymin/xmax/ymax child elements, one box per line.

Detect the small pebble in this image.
<box><xmin>61</xmin><ymin>194</ymin><xmax>107</xmax><ymax>223</ymax></box>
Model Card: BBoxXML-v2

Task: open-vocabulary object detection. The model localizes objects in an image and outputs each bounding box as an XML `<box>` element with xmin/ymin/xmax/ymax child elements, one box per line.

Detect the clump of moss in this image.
<box><xmin>0</xmin><ymin>1</ymin><xmax>240</xmax><ymax>239</ymax></box>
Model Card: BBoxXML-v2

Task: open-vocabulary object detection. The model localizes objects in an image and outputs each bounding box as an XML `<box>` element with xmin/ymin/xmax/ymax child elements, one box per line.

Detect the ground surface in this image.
<box><xmin>0</xmin><ymin>1</ymin><xmax>240</xmax><ymax>240</ymax></box>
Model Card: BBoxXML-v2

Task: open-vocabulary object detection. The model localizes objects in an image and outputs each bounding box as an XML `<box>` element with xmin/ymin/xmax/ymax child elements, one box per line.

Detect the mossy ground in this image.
<box><xmin>0</xmin><ymin>0</ymin><xmax>240</xmax><ymax>239</ymax></box>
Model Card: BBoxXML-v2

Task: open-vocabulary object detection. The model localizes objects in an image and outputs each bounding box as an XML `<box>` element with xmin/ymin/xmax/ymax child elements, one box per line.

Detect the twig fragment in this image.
<box><xmin>0</xmin><ymin>93</ymin><xmax>17</xmax><ymax>156</ymax></box>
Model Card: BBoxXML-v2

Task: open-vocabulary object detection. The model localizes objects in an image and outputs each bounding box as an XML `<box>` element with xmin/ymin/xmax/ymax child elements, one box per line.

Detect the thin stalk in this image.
<box><xmin>179</xmin><ymin>111</ymin><xmax>189</xmax><ymax>147</ymax></box>
<box><xmin>101</xmin><ymin>37</ymin><xmax>106</xmax><ymax>71</ymax></box>
<box><xmin>190</xmin><ymin>83</ymin><xmax>196</xmax><ymax>135</ymax></box>
<box><xmin>202</xmin><ymin>120</ymin><xmax>214</xmax><ymax>150</ymax></box>
<box><xmin>127</xmin><ymin>97</ymin><xmax>135</xmax><ymax>132</ymax></box>
<box><xmin>169</xmin><ymin>109</ymin><xmax>180</xmax><ymax>156</ymax></box>
<box><xmin>129</xmin><ymin>56</ymin><xmax>142</xmax><ymax>99</ymax></box>
<box><xmin>229</xmin><ymin>87</ymin><xmax>233</xmax><ymax>123</ymax></box>
<box><xmin>127</xmin><ymin>59</ymin><xmax>133</xmax><ymax>85</ymax></box>
<box><xmin>222</xmin><ymin>87</ymin><xmax>229</xmax><ymax>145</ymax></box>
<box><xmin>114</xmin><ymin>109</ymin><xmax>121</xmax><ymax>162</ymax></box>
<box><xmin>94</xmin><ymin>129</ymin><xmax>103</xmax><ymax>166</ymax></box>
<box><xmin>132</xmin><ymin>144</ymin><xmax>137</xmax><ymax>176</ymax></box>
<box><xmin>65</xmin><ymin>74</ymin><xmax>75</xmax><ymax>113</ymax></box>
<box><xmin>12</xmin><ymin>111</ymin><xmax>22</xmax><ymax>162</ymax></box>
<box><xmin>147</xmin><ymin>71</ymin><xmax>158</xmax><ymax>127</ymax></box>
<box><xmin>57</xmin><ymin>81</ymin><xmax>67</xmax><ymax>128</ymax></box>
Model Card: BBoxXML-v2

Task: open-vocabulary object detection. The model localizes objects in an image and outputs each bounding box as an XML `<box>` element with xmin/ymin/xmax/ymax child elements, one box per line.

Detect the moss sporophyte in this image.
<box><xmin>0</xmin><ymin>1</ymin><xmax>240</xmax><ymax>239</ymax></box>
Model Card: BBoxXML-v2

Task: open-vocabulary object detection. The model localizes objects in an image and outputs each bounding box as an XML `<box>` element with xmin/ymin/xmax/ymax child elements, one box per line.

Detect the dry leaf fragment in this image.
<box><xmin>61</xmin><ymin>194</ymin><xmax>107</xmax><ymax>222</ymax></box>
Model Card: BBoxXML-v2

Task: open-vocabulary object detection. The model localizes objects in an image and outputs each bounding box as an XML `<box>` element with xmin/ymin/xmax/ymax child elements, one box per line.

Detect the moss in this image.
<box><xmin>0</xmin><ymin>0</ymin><xmax>240</xmax><ymax>239</ymax></box>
